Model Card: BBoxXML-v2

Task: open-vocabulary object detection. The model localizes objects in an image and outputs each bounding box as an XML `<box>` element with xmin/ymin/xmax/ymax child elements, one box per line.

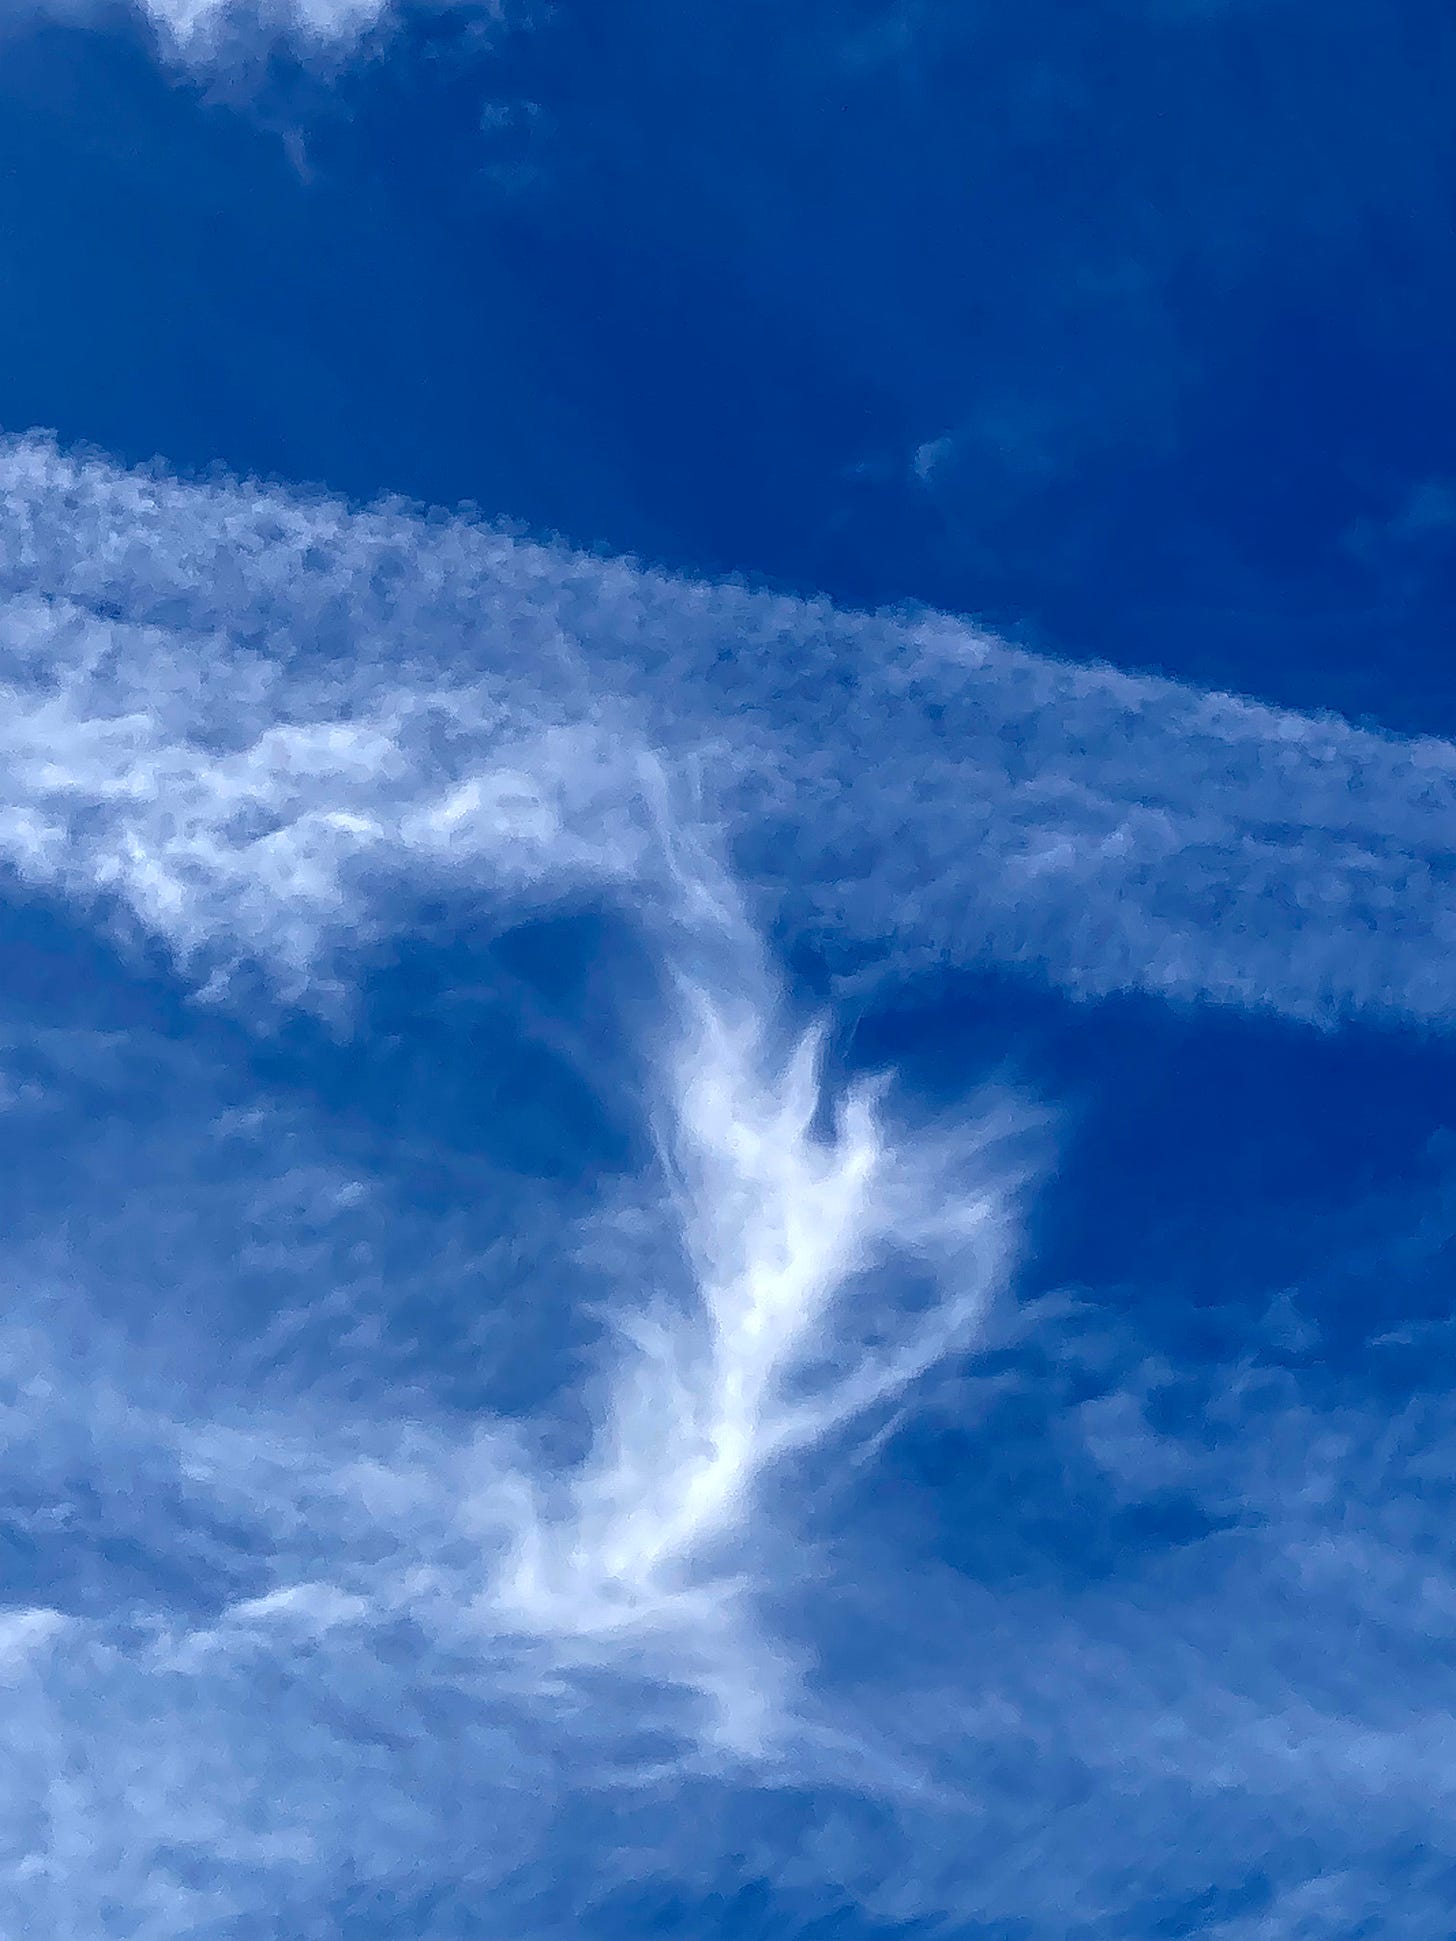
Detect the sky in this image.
<box><xmin>0</xmin><ymin>3</ymin><xmax>1454</xmax><ymax>1937</ymax></box>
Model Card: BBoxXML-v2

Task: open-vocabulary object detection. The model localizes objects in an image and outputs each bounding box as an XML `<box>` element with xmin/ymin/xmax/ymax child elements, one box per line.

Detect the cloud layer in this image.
<box><xmin>2</xmin><ymin>432</ymin><xmax>1455</xmax><ymax>1028</ymax></box>
<box><xmin>2</xmin><ymin>434</ymin><xmax>1455</xmax><ymax>1936</ymax></box>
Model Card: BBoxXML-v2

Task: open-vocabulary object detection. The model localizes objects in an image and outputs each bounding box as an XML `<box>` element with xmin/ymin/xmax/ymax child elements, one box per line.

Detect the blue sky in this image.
<box><xmin>1</xmin><ymin>4</ymin><xmax>1454</xmax><ymax>1937</ymax></box>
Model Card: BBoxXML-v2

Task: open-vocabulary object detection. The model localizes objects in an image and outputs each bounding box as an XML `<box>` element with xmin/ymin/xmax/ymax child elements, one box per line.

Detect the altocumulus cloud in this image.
<box><xmin>2</xmin><ymin>435</ymin><xmax>1456</xmax><ymax>1937</ymax></box>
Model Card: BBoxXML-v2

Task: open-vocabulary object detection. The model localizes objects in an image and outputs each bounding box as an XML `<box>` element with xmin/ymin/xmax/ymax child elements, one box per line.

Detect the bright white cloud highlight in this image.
<box><xmin>140</xmin><ymin>0</ymin><xmax>388</xmax><ymax>48</ymax></box>
<box><xmin>16</xmin><ymin>0</ymin><xmax>482</xmax><ymax>59</ymax></box>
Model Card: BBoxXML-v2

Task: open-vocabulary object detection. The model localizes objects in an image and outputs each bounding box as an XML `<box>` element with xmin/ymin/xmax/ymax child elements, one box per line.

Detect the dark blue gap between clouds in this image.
<box><xmin>3</xmin><ymin>0</ymin><xmax>1456</xmax><ymax>732</ymax></box>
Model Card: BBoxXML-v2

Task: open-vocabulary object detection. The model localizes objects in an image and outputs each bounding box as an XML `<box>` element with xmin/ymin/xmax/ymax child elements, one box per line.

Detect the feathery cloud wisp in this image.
<box><xmin>0</xmin><ymin>790</ymin><xmax>1030</xmax><ymax>1927</ymax></box>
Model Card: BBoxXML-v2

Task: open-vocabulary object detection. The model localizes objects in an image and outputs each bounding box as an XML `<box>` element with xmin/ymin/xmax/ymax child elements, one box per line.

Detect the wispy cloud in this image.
<box><xmin>2</xmin><ymin>433</ymin><xmax>1454</xmax><ymax>1029</ymax></box>
<box><xmin>137</xmin><ymin>0</ymin><xmax>389</xmax><ymax>49</ymax></box>
<box><xmin>0</xmin><ymin>537</ymin><xmax>1030</xmax><ymax>1918</ymax></box>
<box><xmin>0</xmin><ymin>810</ymin><xmax>1030</xmax><ymax>1930</ymax></box>
<box><xmin>18</xmin><ymin>0</ymin><xmax>501</xmax><ymax>61</ymax></box>
<box><xmin>2</xmin><ymin>433</ymin><xmax>1453</xmax><ymax>1935</ymax></box>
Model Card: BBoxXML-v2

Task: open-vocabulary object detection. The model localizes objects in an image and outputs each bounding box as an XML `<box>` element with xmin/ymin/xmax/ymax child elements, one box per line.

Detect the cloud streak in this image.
<box><xmin>1</xmin><ymin>432</ymin><xmax>1454</xmax><ymax>1029</ymax></box>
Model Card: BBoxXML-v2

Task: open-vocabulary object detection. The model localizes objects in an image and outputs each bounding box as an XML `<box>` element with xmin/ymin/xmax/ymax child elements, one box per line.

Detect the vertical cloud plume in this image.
<box><xmin>0</xmin><ymin>711</ymin><xmax>1032</xmax><ymax>1927</ymax></box>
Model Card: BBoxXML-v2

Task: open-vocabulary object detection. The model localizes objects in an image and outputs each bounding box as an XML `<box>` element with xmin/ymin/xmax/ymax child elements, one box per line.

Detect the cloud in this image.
<box><xmin>3</xmin><ymin>431</ymin><xmax>1455</xmax><ymax>1933</ymax></box>
<box><xmin>0</xmin><ymin>820</ymin><xmax>1031</xmax><ymax>1931</ymax></box>
<box><xmin>0</xmin><ymin>571</ymin><xmax>1032</xmax><ymax>1920</ymax></box>
<box><xmin>134</xmin><ymin>0</ymin><xmax>390</xmax><ymax>50</ymax></box>
<box><xmin>9</xmin><ymin>0</ymin><xmax>517</xmax><ymax>66</ymax></box>
<box><xmin>0</xmin><ymin>1607</ymin><xmax>70</xmax><ymax>1678</ymax></box>
<box><xmin>1</xmin><ymin>432</ymin><xmax>1455</xmax><ymax>1030</ymax></box>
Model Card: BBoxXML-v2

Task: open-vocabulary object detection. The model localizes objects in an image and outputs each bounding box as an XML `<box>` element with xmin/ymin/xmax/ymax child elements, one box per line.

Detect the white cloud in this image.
<box><xmin>0</xmin><ymin>1607</ymin><xmax>69</xmax><ymax>1679</ymax></box>
<box><xmin>2</xmin><ymin>432</ymin><xmax>1455</xmax><ymax>1029</ymax></box>
<box><xmin>137</xmin><ymin>0</ymin><xmax>388</xmax><ymax>50</ymax></box>
<box><xmin>13</xmin><ymin>0</ymin><xmax>504</xmax><ymax>60</ymax></box>
<box><xmin>0</xmin><ymin>926</ymin><xmax>1028</xmax><ymax>1934</ymax></box>
<box><xmin>0</xmin><ymin>704</ymin><xmax>1030</xmax><ymax>1924</ymax></box>
<box><xmin>1</xmin><ymin>432</ymin><xmax>1452</xmax><ymax>1932</ymax></box>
